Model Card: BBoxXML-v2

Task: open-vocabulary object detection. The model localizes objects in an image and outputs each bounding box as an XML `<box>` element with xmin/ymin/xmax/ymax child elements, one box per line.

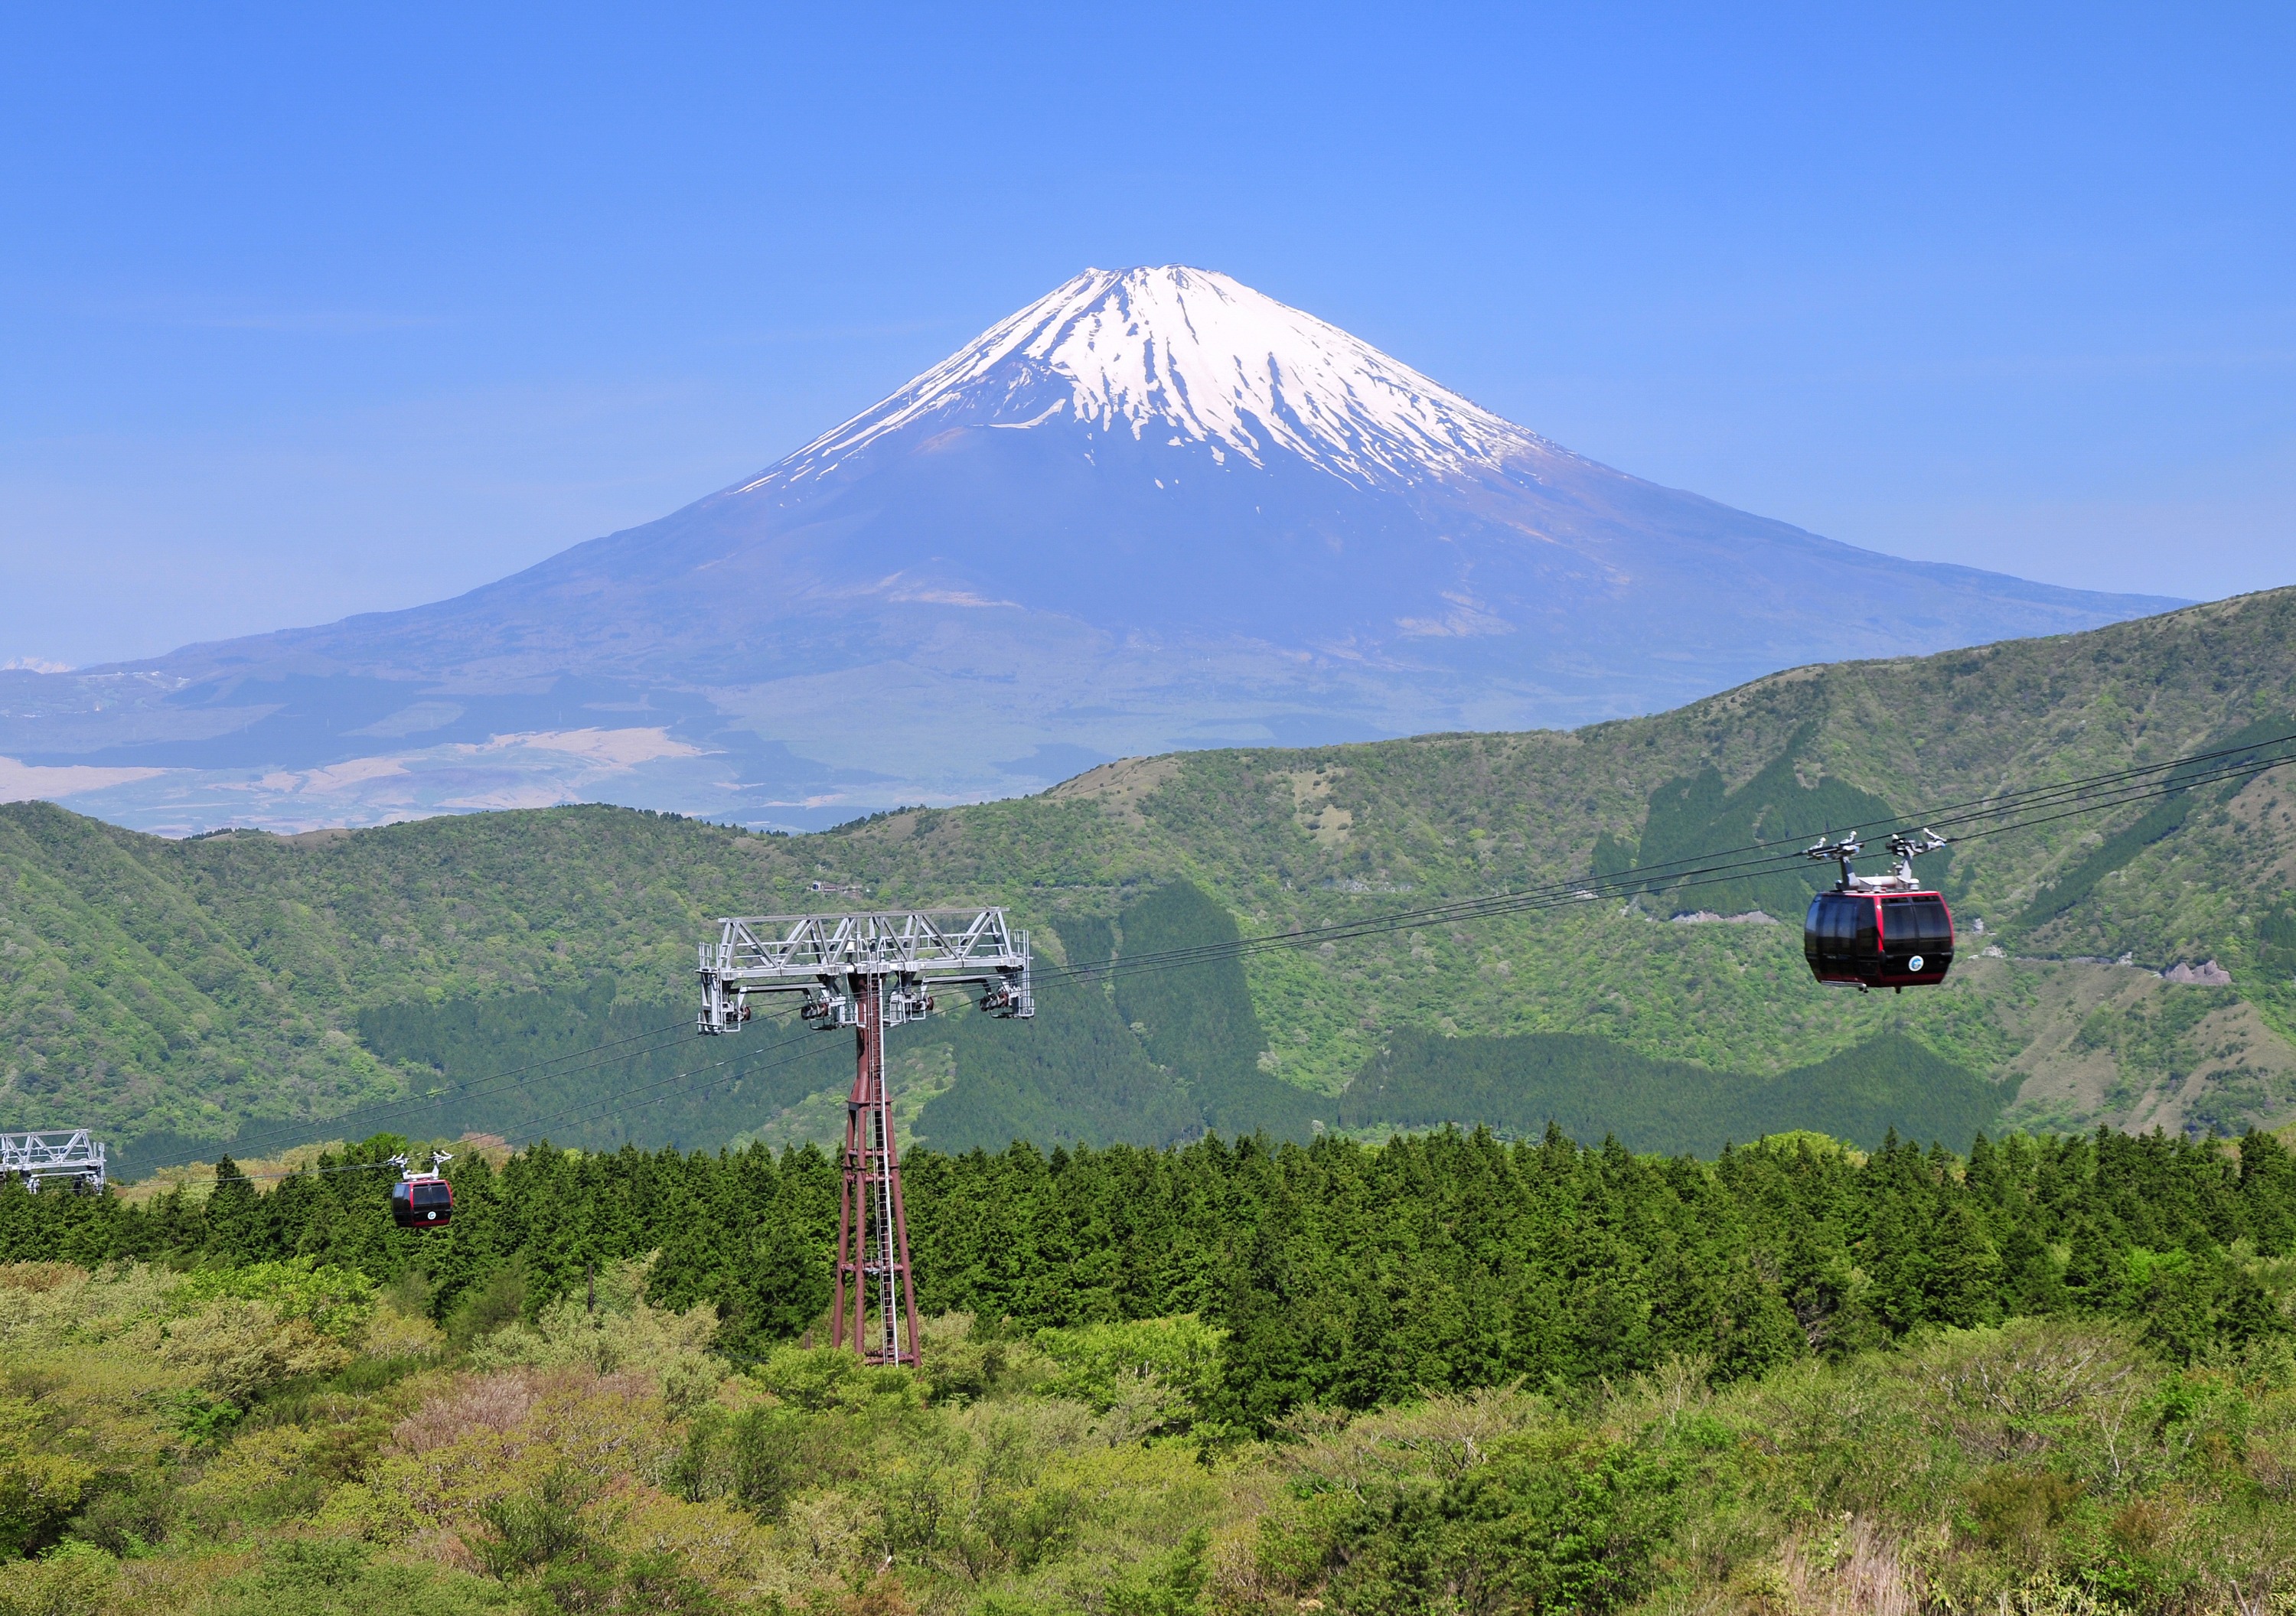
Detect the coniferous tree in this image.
<box><xmin>1923</xmin><ymin>1200</ymin><xmax>2004</xmax><ymax>1330</ymax></box>
<box><xmin>1998</xmin><ymin>1220</ymin><xmax>2069</xmax><ymax>1317</ymax></box>
<box><xmin>204</xmin><ymin>1157</ymin><xmax>268</xmax><ymax>1264</ymax></box>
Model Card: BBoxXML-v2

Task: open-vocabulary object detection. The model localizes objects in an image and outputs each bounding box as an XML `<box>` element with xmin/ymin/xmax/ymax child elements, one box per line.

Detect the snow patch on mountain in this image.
<box><xmin>747</xmin><ymin>266</ymin><xmax>1561</xmax><ymax>493</ymax></box>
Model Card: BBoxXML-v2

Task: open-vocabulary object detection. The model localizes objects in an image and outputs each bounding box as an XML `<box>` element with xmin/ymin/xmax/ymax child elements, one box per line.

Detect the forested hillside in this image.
<box><xmin>3</xmin><ymin>587</ymin><xmax>2294</xmax><ymax>1165</ymax></box>
<box><xmin>11</xmin><ymin>1123</ymin><xmax>2296</xmax><ymax>1613</ymax></box>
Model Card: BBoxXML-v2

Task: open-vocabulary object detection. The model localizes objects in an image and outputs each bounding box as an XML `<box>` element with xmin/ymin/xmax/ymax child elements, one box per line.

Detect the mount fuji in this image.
<box><xmin>2</xmin><ymin>267</ymin><xmax>2180</xmax><ymax>832</ymax></box>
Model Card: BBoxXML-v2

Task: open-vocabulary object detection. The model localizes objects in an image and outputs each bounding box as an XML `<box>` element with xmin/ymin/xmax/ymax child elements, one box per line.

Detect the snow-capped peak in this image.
<box><xmin>751</xmin><ymin>266</ymin><xmax>1554</xmax><ymax>491</ymax></box>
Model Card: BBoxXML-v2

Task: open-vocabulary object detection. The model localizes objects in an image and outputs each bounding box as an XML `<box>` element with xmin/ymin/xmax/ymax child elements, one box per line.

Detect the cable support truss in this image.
<box><xmin>696</xmin><ymin>909</ymin><xmax>1033</xmax><ymax>1368</ymax></box>
<box><xmin>0</xmin><ymin>1129</ymin><xmax>106</xmax><ymax>1194</ymax></box>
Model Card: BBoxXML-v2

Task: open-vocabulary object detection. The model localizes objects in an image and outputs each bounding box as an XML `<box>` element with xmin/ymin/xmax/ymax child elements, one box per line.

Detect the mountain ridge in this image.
<box><xmin>2</xmin><ymin>266</ymin><xmax>2180</xmax><ymax>835</ymax></box>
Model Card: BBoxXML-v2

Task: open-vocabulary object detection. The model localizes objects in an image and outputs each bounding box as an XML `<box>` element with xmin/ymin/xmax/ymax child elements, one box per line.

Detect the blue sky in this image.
<box><xmin>2</xmin><ymin>3</ymin><xmax>2290</xmax><ymax>666</ymax></box>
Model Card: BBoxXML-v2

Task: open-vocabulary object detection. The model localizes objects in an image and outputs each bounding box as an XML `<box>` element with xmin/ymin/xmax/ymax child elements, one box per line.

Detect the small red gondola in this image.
<box><xmin>1802</xmin><ymin>831</ymin><xmax>1955</xmax><ymax>992</ymax></box>
<box><xmin>390</xmin><ymin>1150</ymin><xmax>455</xmax><ymax>1232</ymax></box>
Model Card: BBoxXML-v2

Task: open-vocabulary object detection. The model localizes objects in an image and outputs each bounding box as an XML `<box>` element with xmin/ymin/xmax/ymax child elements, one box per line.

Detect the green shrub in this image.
<box><xmin>0</xmin><ymin>1402</ymin><xmax>96</xmax><ymax>1560</ymax></box>
<box><xmin>442</xmin><ymin>1261</ymin><xmax>526</xmax><ymax>1350</ymax></box>
<box><xmin>748</xmin><ymin>1344</ymin><xmax>919</xmax><ymax>1412</ymax></box>
<box><xmin>174</xmin><ymin>1259</ymin><xmax>377</xmax><ymax>1340</ymax></box>
<box><xmin>1034</xmin><ymin>1315</ymin><xmax>1226</xmax><ymax>1435</ymax></box>
<box><xmin>1270</xmin><ymin>1429</ymin><xmax>1684</xmax><ymax>1616</ymax></box>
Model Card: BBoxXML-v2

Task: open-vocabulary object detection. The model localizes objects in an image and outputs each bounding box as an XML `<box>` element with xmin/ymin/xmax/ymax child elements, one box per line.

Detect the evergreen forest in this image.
<box><xmin>7</xmin><ymin>1121</ymin><xmax>2296</xmax><ymax>1610</ymax></box>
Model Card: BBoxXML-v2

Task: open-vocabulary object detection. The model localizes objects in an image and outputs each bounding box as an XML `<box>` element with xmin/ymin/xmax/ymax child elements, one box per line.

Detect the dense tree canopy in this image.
<box><xmin>8</xmin><ymin>1124</ymin><xmax>2292</xmax><ymax>1429</ymax></box>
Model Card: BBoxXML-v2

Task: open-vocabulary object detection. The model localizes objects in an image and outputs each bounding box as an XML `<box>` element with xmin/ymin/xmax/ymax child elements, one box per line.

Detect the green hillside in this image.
<box><xmin>5</xmin><ymin>587</ymin><xmax>2295</xmax><ymax>1165</ymax></box>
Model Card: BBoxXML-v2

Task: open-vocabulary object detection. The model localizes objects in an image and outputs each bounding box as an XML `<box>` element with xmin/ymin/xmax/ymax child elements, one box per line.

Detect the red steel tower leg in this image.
<box><xmin>832</xmin><ymin>1057</ymin><xmax>858</xmax><ymax>1354</ymax></box>
<box><xmin>831</xmin><ymin>975</ymin><xmax>920</xmax><ymax>1365</ymax></box>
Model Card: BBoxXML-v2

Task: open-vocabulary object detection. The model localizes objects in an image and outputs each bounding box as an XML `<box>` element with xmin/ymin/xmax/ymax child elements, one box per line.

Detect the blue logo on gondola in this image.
<box><xmin>1908</xmin><ymin>955</ymin><xmax>1924</xmax><ymax>972</ymax></box>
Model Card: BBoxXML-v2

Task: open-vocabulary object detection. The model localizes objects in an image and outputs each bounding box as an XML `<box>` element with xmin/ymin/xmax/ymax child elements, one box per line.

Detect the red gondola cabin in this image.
<box><xmin>1801</xmin><ymin>831</ymin><xmax>1955</xmax><ymax>992</ymax></box>
<box><xmin>391</xmin><ymin>1173</ymin><xmax>453</xmax><ymax>1231</ymax></box>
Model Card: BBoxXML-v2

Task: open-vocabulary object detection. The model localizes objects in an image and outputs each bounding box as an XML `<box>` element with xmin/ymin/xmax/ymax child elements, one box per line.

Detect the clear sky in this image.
<box><xmin>2</xmin><ymin>4</ymin><xmax>2289</xmax><ymax>667</ymax></box>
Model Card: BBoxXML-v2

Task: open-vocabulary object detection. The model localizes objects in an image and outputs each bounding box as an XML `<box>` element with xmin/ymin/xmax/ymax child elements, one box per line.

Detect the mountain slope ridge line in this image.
<box><xmin>20</xmin><ymin>585</ymin><xmax>2296</xmax><ymax>1159</ymax></box>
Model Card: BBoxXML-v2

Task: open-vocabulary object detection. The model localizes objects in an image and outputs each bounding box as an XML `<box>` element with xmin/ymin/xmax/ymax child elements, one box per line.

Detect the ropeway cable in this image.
<box><xmin>1035</xmin><ymin>746</ymin><xmax>2296</xmax><ymax>992</ymax></box>
<box><xmin>1025</xmin><ymin>728</ymin><xmax>2296</xmax><ymax>990</ymax></box>
<box><xmin>493</xmin><ymin>1016</ymin><xmax>842</xmax><ymax>1149</ymax></box>
<box><xmin>215</xmin><ymin>1018</ymin><xmax>691</xmax><ymax>1154</ymax></box>
<box><xmin>207</xmin><ymin>1018</ymin><xmax>695</xmax><ymax>1163</ymax></box>
<box><xmin>170</xmin><ymin>725</ymin><xmax>2296</xmax><ymax>1176</ymax></box>
<box><xmin>178</xmin><ymin>1158</ymin><xmax>406</xmax><ymax>1187</ymax></box>
<box><xmin>194</xmin><ymin>1017</ymin><xmax>825</xmax><ymax>1184</ymax></box>
<box><xmin>1042</xmin><ymin>728</ymin><xmax>2296</xmax><ymax>981</ymax></box>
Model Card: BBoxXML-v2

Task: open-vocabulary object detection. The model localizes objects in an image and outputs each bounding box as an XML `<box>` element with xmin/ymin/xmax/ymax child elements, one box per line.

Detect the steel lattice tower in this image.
<box><xmin>837</xmin><ymin>977</ymin><xmax>917</xmax><ymax>1362</ymax></box>
<box><xmin>697</xmin><ymin>908</ymin><xmax>1032</xmax><ymax>1366</ymax></box>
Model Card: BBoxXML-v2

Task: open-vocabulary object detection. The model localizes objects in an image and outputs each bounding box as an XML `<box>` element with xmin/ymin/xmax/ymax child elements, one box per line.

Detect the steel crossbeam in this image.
<box><xmin>705</xmin><ymin>908</ymin><xmax>1028</xmax><ymax>979</ymax></box>
<box><xmin>0</xmin><ymin>1129</ymin><xmax>107</xmax><ymax>1194</ymax></box>
<box><xmin>697</xmin><ymin>908</ymin><xmax>1031</xmax><ymax>1034</ymax></box>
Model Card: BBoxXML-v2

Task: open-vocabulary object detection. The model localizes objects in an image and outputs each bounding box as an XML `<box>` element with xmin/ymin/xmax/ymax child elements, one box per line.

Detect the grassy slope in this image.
<box><xmin>4</xmin><ymin>587</ymin><xmax>2295</xmax><ymax>1154</ymax></box>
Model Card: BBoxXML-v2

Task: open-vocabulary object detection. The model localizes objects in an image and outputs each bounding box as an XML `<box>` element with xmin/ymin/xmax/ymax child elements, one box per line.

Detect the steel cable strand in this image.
<box><xmin>1025</xmin><ymin>771</ymin><xmax>2236</xmax><ymax>999</ymax></box>
<box><xmin>1026</xmin><ymin>839</ymin><xmax>1834</xmax><ymax>989</ymax></box>
<box><xmin>1041</xmin><ymin>731</ymin><xmax>2296</xmax><ymax>983</ymax></box>
<box><xmin>1106</xmin><ymin>728</ymin><xmax>2296</xmax><ymax>969</ymax></box>
<box><xmin>1023</xmin><ymin>849</ymin><xmax>1831</xmax><ymax>997</ymax></box>
<box><xmin>1023</xmin><ymin>741</ymin><xmax>2296</xmax><ymax>991</ymax></box>
<box><xmin>498</xmin><ymin>1019</ymin><xmax>847</xmax><ymax>1148</ymax></box>
<box><xmin>209</xmin><ymin>1019</ymin><xmax>697</xmax><ymax>1163</ymax></box>
<box><xmin>199</xmin><ymin>1021</ymin><xmax>824</xmax><ymax>1184</ymax></box>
